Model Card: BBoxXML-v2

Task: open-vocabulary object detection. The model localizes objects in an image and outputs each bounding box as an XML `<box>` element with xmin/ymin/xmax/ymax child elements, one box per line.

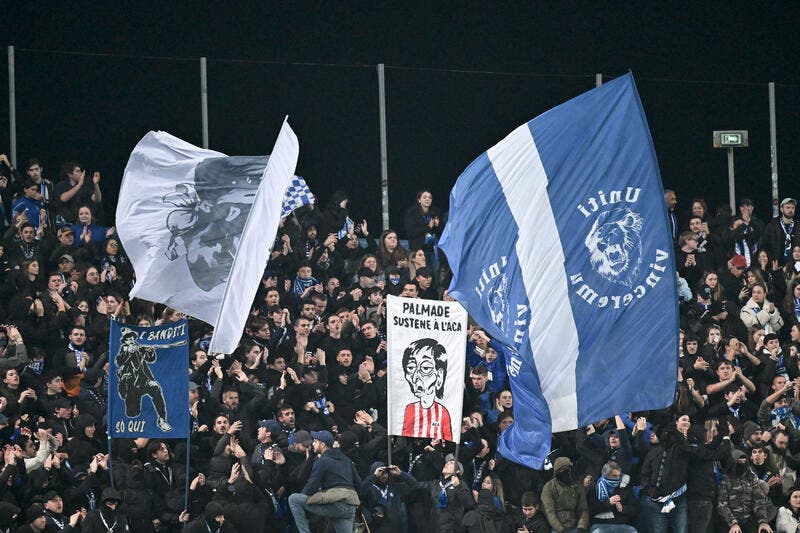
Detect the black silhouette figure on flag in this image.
<box><xmin>115</xmin><ymin>328</ymin><xmax>178</xmax><ymax>432</ymax></box>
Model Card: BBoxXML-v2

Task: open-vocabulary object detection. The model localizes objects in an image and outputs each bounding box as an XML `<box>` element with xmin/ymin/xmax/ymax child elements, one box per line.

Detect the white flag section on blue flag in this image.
<box><xmin>118</xmin><ymin>120</ymin><xmax>299</xmax><ymax>355</ymax></box>
<box><xmin>439</xmin><ymin>73</ymin><xmax>678</xmax><ymax>469</ymax></box>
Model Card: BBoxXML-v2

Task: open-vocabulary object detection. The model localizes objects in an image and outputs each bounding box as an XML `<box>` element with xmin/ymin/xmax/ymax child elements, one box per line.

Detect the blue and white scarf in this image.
<box><xmin>596</xmin><ymin>475</ymin><xmax>621</xmax><ymax>502</ymax></box>
<box><xmin>771</xmin><ymin>405</ymin><xmax>800</xmax><ymax>429</ymax></box>
<box><xmin>292</xmin><ymin>275</ymin><xmax>317</xmax><ymax>295</ymax></box>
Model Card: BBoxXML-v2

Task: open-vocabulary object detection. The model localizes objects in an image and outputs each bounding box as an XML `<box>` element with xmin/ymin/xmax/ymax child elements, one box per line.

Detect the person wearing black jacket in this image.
<box><xmin>359</xmin><ymin>462</ymin><xmax>421</xmax><ymax>533</ymax></box>
<box><xmin>639</xmin><ymin>417</ymin><xmax>693</xmax><ymax>533</ymax></box>
<box><xmin>686</xmin><ymin>418</ymin><xmax>732</xmax><ymax>533</ymax></box>
<box><xmin>80</xmin><ymin>487</ymin><xmax>128</xmax><ymax>533</ymax></box>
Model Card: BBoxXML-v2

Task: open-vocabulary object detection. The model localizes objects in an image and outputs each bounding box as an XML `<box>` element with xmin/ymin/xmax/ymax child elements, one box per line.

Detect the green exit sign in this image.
<box><xmin>713</xmin><ymin>130</ymin><xmax>749</xmax><ymax>148</ymax></box>
<box><xmin>721</xmin><ymin>133</ymin><xmax>742</xmax><ymax>145</ymax></box>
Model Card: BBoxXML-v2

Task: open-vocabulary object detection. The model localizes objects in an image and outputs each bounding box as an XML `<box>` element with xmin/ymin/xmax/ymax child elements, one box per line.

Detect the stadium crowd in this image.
<box><xmin>0</xmin><ymin>153</ymin><xmax>798</xmax><ymax>533</ymax></box>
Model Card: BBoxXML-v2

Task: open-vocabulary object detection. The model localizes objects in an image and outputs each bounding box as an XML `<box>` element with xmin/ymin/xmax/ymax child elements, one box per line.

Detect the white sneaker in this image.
<box><xmin>157</xmin><ymin>417</ymin><xmax>172</xmax><ymax>432</ymax></box>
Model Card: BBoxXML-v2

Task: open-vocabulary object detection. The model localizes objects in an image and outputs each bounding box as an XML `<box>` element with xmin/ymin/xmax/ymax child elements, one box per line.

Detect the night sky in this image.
<box><xmin>3</xmin><ymin>3</ymin><xmax>799</xmax><ymax>233</ymax></box>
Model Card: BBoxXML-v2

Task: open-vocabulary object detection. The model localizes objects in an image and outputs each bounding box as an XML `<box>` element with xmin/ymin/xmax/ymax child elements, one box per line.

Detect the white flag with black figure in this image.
<box><xmin>117</xmin><ymin>119</ymin><xmax>299</xmax><ymax>354</ymax></box>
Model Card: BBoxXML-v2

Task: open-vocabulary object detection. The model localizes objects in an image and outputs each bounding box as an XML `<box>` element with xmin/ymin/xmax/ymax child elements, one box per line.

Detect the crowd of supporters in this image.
<box><xmin>0</xmin><ymin>153</ymin><xmax>799</xmax><ymax>532</ymax></box>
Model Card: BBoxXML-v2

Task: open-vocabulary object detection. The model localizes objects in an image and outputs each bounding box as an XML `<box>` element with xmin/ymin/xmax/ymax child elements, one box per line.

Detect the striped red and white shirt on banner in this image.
<box><xmin>402</xmin><ymin>401</ymin><xmax>453</xmax><ymax>441</ymax></box>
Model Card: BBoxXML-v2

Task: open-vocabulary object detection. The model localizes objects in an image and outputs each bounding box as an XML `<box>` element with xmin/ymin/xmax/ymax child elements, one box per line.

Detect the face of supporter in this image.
<box><xmin>45</xmin><ymin>494</ymin><xmax>63</xmax><ymax>513</ymax></box>
<box><xmin>326</xmin><ymin>278</ymin><xmax>340</xmax><ymax>294</ymax></box>
<box><xmin>69</xmin><ymin>328</ymin><xmax>86</xmax><ymax>347</ymax></box>
<box><xmin>665</xmin><ymin>191</ymin><xmax>677</xmax><ymax>210</ymax></box>
<box><xmin>368</xmin><ymin>291</ymin><xmax>383</xmax><ymax>306</ymax></box>
<box><xmin>294</xmin><ymin>319</ymin><xmax>311</xmax><ymax>337</ymax></box>
<box><xmin>792</xmin><ymin>324</ymin><xmax>800</xmax><ymax>343</ymax></box>
<box><xmin>77</xmin><ymin>207</ymin><xmax>92</xmax><ymax>224</ymax></box>
<box><xmin>766</xmin><ymin>338</ymin><xmax>781</xmax><ymax>353</ymax></box>
<box><xmin>190</xmin><ymin>351</ymin><xmax>207</xmax><ymax>369</ymax></box>
<box><xmin>774</xmin><ymin>433</ymin><xmax>789</xmax><ymax>452</ymax></box>
<box><xmin>751</xmin><ymin>285</ymin><xmax>766</xmax><ymax>304</ymax></box>
<box><xmin>4</xmin><ymin>369</ymin><xmax>19</xmax><ymax>389</ymax></box>
<box><xmin>751</xmin><ymin>448</ymin><xmax>766</xmax><ymax>466</ymax></box>
<box><xmin>417</xmin><ymin>275</ymin><xmax>432</xmax><ymax>290</ymax></box>
<box><xmin>223</xmin><ymin>391</ymin><xmax>239</xmax><ymax>410</ymax></box>
<box><xmin>683</xmin><ymin>236</ymin><xmax>697</xmax><ymax>252</ymax></box>
<box><xmin>685</xmin><ymin>340</ymin><xmax>698</xmax><ymax>355</ymax></box>
<box><xmin>361</xmin><ymin>322</ymin><xmax>377</xmax><ymax>339</ymax></box>
<box><xmin>27</xmin><ymin>164</ymin><xmax>42</xmax><ymax>181</ymax></box>
<box><xmin>301</xmin><ymin>303</ymin><xmax>316</xmax><ymax>319</ymax></box>
<box><xmin>717</xmin><ymin>363</ymin><xmax>733</xmax><ymax>380</ymax></box>
<box><xmin>793</xmin><ymin>246</ymin><xmax>800</xmax><ymax>261</ymax></box>
<box><xmin>383</xmin><ymin>232</ymin><xmax>398</xmax><ymax>251</ymax></box>
<box><xmin>689</xmin><ymin>218</ymin><xmax>703</xmax><ymax>233</ymax></box>
<box><xmin>442</xmin><ymin>460</ymin><xmax>457</xmax><ymax>478</ymax></box>
<box><xmin>782</xmin><ymin>202</ymin><xmax>796</xmax><ymax>220</ymax></box>
<box><xmin>481</xmin><ymin>476</ymin><xmax>493</xmax><ymax>490</ymax></box>
<box><xmin>404</xmin><ymin>346</ymin><xmax>443</xmax><ymax>408</ymax></box>
<box><xmin>20</xmin><ymin>226</ymin><xmax>35</xmax><ymax>243</ymax></box>
<box><xmin>306</xmin><ymin>226</ymin><xmax>317</xmax><ymax>240</ymax></box>
<box><xmin>85</xmin><ymin>267</ymin><xmax>100</xmax><ymax>286</ymax></box>
<box><xmin>213</xmin><ymin>416</ymin><xmax>229</xmax><ymax>435</ymax></box>
<box><xmin>336</xmin><ymin>349</ymin><xmax>353</xmax><ymax>368</ymax></box>
<box><xmin>106</xmin><ymin>296</ymin><xmax>121</xmax><ymax>315</ymax></box>
<box><xmin>705</xmin><ymin>273</ymin><xmax>718</xmax><ymax>288</ymax></box>
<box><xmin>278</xmin><ymin>409</ymin><xmax>295</xmax><ymax>428</ymax></box>
<box><xmin>484</xmin><ymin>347</ymin><xmax>498</xmax><ymax>363</ymax></box>
<box><xmin>85</xmin><ymin>424</ymin><xmax>96</xmax><ymax>438</ymax></box>
<box><xmin>691</xmin><ymin>202</ymin><xmax>705</xmax><ymax>218</ymax></box>
<box><xmin>106</xmin><ymin>239</ymin><xmax>119</xmax><ymax>255</ymax></box>
<box><xmin>608</xmin><ymin>433</ymin><xmax>620</xmax><ymax>449</ymax></box>
<box><xmin>748</xmin><ymin>429</ymin><xmax>763</xmax><ymax>446</ymax></box>
<box><xmin>313</xmin><ymin>298</ymin><xmax>327</xmax><ymax>315</ymax></box>
<box><xmin>676</xmin><ymin>414</ymin><xmax>691</xmax><ymax>433</ymax></box>
<box><xmin>265</xmin><ymin>290</ymin><xmax>280</xmax><ymax>307</ymax></box>
<box><xmin>498</xmin><ymin>415</ymin><xmax>514</xmax><ymax>433</ymax></box>
<box><xmin>27</xmin><ymin>261</ymin><xmax>40</xmax><ymax>278</ymax></box>
<box><xmin>707</xmin><ymin>328</ymin><xmax>721</xmax><ymax>345</ymax></box>
<box><xmin>413</xmin><ymin>250</ymin><xmax>426</xmax><ymax>267</ymax></box>
<box><xmin>48</xmin><ymin>275</ymin><xmax>61</xmax><ymax>292</ymax></box>
<box><xmin>47</xmin><ymin>376</ymin><xmax>63</xmax><ymax>394</ymax></box>
<box><xmin>270</xmin><ymin>357</ymin><xmax>286</xmax><ymax>371</ymax></box>
<box><xmin>23</xmin><ymin>183</ymin><xmax>38</xmax><ymax>199</ymax></box>
<box><xmin>312</xmin><ymin>439</ymin><xmax>326</xmax><ymax>454</ymax></box>
<box><xmin>470</xmin><ymin>372</ymin><xmax>488</xmax><ymax>391</ymax></box>
<box><xmin>362</xmin><ymin>257</ymin><xmax>377</xmax><ymax>271</ymax></box>
<box><xmin>522</xmin><ymin>504</ymin><xmax>538</xmax><ymax>519</ymax></box>
<box><xmin>746</xmin><ymin>271</ymin><xmax>758</xmax><ymax>286</ymax></box>
<box><xmin>253</xmin><ymin>323</ymin><xmax>270</xmax><ymax>340</ymax></box>
<box><xmin>246</xmin><ymin>345</ymin><xmax>262</xmax><ymax>363</ymax></box>
<box><xmin>297</xmin><ymin>266</ymin><xmax>312</xmax><ymax>279</ymax></box>
<box><xmin>418</xmin><ymin>191</ymin><xmax>433</xmax><ymax>209</ymax></box>
<box><xmin>401</xmin><ymin>284</ymin><xmax>418</xmax><ymax>298</ymax></box>
<box><xmin>790</xmin><ymin>491</ymin><xmax>800</xmax><ymax>511</ymax></box>
<box><xmin>497</xmin><ymin>390</ymin><xmax>513</xmax><ymax>409</ymax></box>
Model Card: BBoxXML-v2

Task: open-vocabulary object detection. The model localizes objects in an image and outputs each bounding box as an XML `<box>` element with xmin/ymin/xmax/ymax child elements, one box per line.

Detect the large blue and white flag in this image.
<box><xmin>108</xmin><ymin>319</ymin><xmax>190</xmax><ymax>438</ymax></box>
<box><xmin>439</xmin><ymin>73</ymin><xmax>678</xmax><ymax>468</ymax></box>
<box><xmin>118</xmin><ymin>120</ymin><xmax>299</xmax><ymax>354</ymax></box>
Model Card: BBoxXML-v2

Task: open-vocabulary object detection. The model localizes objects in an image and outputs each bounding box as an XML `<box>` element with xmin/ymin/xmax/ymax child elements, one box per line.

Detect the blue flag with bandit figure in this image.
<box><xmin>439</xmin><ymin>73</ymin><xmax>678</xmax><ymax>469</ymax></box>
<box><xmin>108</xmin><ymin>319</ymin><xmax>190</xmax><ymax>438</ymax></box>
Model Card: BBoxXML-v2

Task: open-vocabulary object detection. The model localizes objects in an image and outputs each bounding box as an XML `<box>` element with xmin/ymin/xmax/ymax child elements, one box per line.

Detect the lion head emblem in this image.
<box><xmin>585</xmin><ymin>207</ymin><xmax>644</xmax><ymax>288</ymax></box>
<box><xmin>486</xmin><ymin>273</ymin><xmax>511</xmax><ymax>333</ymax></box>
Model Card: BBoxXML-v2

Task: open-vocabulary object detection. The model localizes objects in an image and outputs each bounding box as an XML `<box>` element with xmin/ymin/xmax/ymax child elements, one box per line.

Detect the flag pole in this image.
<box><xmin>184</xmin><ymin>433</ymin><xmax>191</xmax><ymax>516</ymax></box>
<box><xmin>107</xmin><ymin>315</ymin><xmax>115</xmax><ymax>489</ymax></box>
<box><xmin>387</xmin><ymin>436</ymin><xmax>392</xmax><ymax>467</ymax></box>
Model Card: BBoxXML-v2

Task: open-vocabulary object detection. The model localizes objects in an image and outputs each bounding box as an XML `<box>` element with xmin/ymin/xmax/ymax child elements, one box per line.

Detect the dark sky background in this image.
<box><xmin>2</xmin><ymin>3</ymin><xmax>799</xmax><ymax>233</ymax></box>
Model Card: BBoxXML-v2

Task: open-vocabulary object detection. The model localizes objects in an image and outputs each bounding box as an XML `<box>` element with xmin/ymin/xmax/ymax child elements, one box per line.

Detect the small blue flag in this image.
<box><xmin>439</xmin><ymin>73</ymin><xmax>678</xmax><ymax>468</ymax></box>
<box><xmin>108</xmin><ymin>319</ymin><xmax>190</xmax><ymax>438</ymax></box>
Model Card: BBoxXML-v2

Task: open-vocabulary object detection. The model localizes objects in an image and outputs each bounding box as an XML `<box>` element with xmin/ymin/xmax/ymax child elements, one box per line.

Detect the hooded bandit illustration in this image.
<box><xmin>115</xmin><ymin>328</ymin><xmax>182</xmax><ymax>432</ymax></box>
<box><xmin>163</xmin><ymin>156</ymin><xmax>269</xmax><ymax>292</ymax></box>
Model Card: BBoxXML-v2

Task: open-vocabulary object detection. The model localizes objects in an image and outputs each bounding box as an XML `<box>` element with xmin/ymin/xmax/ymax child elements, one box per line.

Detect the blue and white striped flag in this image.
<box><xmin>281</xmin><ymin>175</ymin><xmax>315</xmax><ymax>219</ymax></box>
<box><xmin>439</xmin><ymin>73</ymin><xmax>678</xmax><ymax>468</ymax></box>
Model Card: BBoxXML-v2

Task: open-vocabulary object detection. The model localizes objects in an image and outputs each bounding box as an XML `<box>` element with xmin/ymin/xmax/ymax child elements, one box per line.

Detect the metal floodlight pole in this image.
<box><xmin>8</xmin><ymin>46</ymin><xmax>17</xmax><ymax>167</ymax></box>
<box><xmin>769</xmin><ymin>82</ymin><xmax>778</xmax><ymax>218</ymax></box>
<box><xmin>201</xmin><ymin>57</ymin><xmax>209</xmax><ymax>149</ymax></box>
<box><xmin>595</xmin><ymin>73</ymin><xmax>603</xmax><ymax>87</ymax></box>
<box><xmin>377</xmin><ymin>63</ymin><xmax>389</xmax><ymax>232</ymax></box>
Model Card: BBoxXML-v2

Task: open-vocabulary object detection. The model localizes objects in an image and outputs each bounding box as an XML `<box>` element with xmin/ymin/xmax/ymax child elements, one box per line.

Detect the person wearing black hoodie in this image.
<box><xmin>183</xmin><ymin>501</ymin><xmax>236</xmax><ymax>533</ymax></box>
<box><xmin>686</xmin><ymin>418</ymin><xmax>732</xmax><ymax>533</ymax></box>
<box><xmin>461</xmin><ymin>488</ymin><xmax>510</xmax><ymax>533</ymax></box>
<box><xmin>80</xmin><ymin>487</ymin><xmax>128</xmax><ymax>533</ymax></box>
<box><xmin>359</xmin><ymin>462</ymin><xmax>421</xmax><ymax>533</ymax></box>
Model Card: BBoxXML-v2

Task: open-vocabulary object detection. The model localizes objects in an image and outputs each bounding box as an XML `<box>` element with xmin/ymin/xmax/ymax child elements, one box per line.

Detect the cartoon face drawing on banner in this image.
<box><xmin>115</xmin><ymin>327</ymin><xmax>180</xmax><ymax>433</ymax></box>
<box><xmin>584</xmin><ymin>207</ymin><xmax>644</xmax><ymax>288</ymax></box>
<box><xmin>162</xmin><ymin>156</ymin><xmax>268</xmax><ymax>292</ymax></box>
<box><xmin>401</xmin><ymin>338</ymin><xmax>453</xmax><ymax>441</ymax></box>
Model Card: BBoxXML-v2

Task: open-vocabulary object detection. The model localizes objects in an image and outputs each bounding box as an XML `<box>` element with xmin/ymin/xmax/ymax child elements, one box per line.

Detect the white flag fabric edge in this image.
<box><xmin>386</xmin><ymin>295</ymin><xmax>467</xmax><ymax>444</ymax></box>
<box><xmin>209</xmin><ymin>119</ymin><xmax>299</xmax><ymax>354</ymax></box>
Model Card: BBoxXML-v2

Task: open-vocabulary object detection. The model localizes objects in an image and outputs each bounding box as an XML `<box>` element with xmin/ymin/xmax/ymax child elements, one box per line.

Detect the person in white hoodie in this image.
<box><xmin>740</xmin><ymin>282</ymin><xmax>784</xmax><ymax>333</ymax></box>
